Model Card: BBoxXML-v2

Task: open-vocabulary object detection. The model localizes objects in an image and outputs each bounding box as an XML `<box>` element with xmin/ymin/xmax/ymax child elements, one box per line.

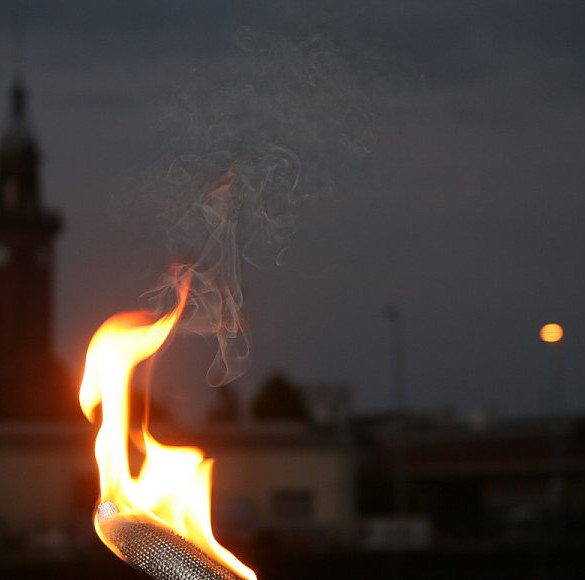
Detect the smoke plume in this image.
<box><xmin>133</xmin><ymin>29</ymin><xmax>375</xmax><ymax>388</ymax></box>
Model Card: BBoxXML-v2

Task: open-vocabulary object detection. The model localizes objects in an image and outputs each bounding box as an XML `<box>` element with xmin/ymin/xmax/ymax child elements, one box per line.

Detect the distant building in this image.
<box><xmin>0</xmin><ymin>76</ymin><xmax>71</xmax><ymax>419</ymax></box>
<box><xmin>0</xmin><ymin>74</ymin><xmax>87</xmax><ymax>553</ymax></box>
<box><xmin>0</xmin><ymin>418</ymin><xmax>356</xmax><ymax>553</ymax></box>
<box><xmin>186</xmin><ymin>422</ymin><xmax>355</xmax><ymax>547</ymax></box>
<box><xmin>0</xmin><ymin>421</ymin><xmax>94</xmax><ymax>552</ymax></box>
<box><xmin>356</xmin><ymin>410</ymin><xmax>585</xmax><ymax>545</ymax></box>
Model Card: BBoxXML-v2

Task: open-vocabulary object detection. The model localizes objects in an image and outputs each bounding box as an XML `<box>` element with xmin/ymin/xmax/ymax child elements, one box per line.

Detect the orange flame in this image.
<box><xmin>79</xmin><ymin>271</ymin><xmax>255</xmax><ymax>580</ymax></box>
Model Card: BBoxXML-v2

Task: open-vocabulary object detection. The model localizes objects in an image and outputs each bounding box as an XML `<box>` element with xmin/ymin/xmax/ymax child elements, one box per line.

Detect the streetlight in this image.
<box><xmin>540</xmin><ymin>323</ymin><xmax>563</xmax><ymax>344</ymax></box>
<box><xmin>385</xmin><ymin>306</ymin><xmax>406</xmax><ymax>410</ymax></box>
<box><xmin>539</xmin><ymin>321</ymin><xmax>565</xmax><ymax>543</ymax></box>
<box><xmin>384</xmin><ymin>306</ymin><xmax>408</xmax><ymax>517</ymax></box>
<box><xmin>539</xmin><ymin>322</ymin><xmax>565</xmax><ymax>414</ymax></box>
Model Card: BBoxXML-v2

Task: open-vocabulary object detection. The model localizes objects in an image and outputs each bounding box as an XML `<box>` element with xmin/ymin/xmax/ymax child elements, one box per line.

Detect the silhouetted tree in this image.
<box><xmin>251</xmin><ymin>372</ymin><xmax>309</xmax><ymax>422</ymax></box>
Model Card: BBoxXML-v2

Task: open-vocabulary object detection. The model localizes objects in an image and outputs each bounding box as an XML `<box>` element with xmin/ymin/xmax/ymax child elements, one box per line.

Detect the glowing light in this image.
<box><xmin>79</xmin><ymin>271</ymin><xmax>255</xmax><ymax>580</ymax></box>
<box><xmin>540</xmin><ymin>323</ymin><xmax>564</xmax><ymax>343</ymax></box>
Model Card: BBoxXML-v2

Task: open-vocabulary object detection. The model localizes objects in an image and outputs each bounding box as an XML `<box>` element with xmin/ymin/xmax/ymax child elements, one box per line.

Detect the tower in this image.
<box><xmin>0</xmin><ymin>77</ymin><xmax>71</xmax><ymax>419</ymax></box>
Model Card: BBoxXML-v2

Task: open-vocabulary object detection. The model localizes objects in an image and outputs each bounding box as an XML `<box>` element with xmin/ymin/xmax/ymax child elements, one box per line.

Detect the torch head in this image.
<box><xmin>98</xmin><ymin>502</ymin><xmax>240</xmax><ymax>580</ymax></box>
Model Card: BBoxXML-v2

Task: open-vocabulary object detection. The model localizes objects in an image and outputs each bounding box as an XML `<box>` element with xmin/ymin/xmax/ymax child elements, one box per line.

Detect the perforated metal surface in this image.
<box><xmin>98</xmin><ymin>502</ymin><xmax>239</xmax><ymax>580</ymax></box>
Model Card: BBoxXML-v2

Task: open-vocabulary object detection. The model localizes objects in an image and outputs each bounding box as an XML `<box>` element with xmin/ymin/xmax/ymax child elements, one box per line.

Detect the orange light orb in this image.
<box><xmin>540</xmin><ymin>323</ymin><xmax>564</xmax><ymax>343</ymax></box>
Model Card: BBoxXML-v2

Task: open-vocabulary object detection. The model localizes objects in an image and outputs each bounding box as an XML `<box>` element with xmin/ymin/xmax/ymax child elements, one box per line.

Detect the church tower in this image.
<box><xmin>0</xmin><ymin>77</ymin><xmax>71</xmax><ymax>419</ymax></box>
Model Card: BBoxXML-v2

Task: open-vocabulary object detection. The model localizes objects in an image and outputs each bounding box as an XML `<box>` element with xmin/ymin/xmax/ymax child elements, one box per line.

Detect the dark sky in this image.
<box><xmin>1</xmin><ymin>0</ymin><xmax>584</xmax><ymax>420</ymax></box>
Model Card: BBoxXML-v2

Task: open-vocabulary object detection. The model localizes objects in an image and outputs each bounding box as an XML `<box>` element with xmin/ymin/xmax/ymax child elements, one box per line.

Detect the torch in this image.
<box><xmin>79</xmin><ymin>272</ymin><xmax>255</xmax><ymax>580</ymax></box>
<box><xmin>97</xmin><ymin>501</ymin><xmax>238</xmax><ymax>580</ymax></box>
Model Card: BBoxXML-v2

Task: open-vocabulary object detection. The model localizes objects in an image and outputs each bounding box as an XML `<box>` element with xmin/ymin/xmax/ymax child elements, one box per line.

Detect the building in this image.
<box><xmin>0</xmin><ymin>73</ymin><xmax>89</xmax><ymax>555</ymax></box>
<box><xmin>164</xmin><ymin>421</ymin><xmax>356</xmax><ymax>548</ymax></box>
<box><xmin>0</xmin><ymin>75</ymin><xmax>72</xmax><ymax>419</ymax></box>
<box><xmin>0</xmin><ymin>417</ymin><xmax>356</xmax><ymax>555</ymax></box>
<box><xmin>356</xmin><ymin>410</ymin><xmax>585</xmax><ymax>546</ymax></box>
<box><xmin>0</xmin><ymin>421</ymin><xmax>93</xmax><ymax>554</ymax></box>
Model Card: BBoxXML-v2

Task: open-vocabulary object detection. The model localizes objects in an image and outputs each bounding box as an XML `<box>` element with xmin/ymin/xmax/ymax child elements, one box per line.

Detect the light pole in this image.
<box><xmin>385</xmin><ymin>306</ymin><xmax>408</xmax><ymax>516</ymax></box>
<box><xmin>539</xmin><ymin>322</ymin><xmax>566</xmax><ymax>543</ymax></box>
<box><xmin>385</xmin><ymin>306</ymin><xmax>406</xmax><ymax>411</ymax></box>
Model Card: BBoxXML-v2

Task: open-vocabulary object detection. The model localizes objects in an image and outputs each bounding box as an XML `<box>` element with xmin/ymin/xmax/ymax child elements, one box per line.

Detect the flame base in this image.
<box><xmin>97</xmin><ymin>502</ymin><xmax>240</xmax><ymax>580</ymax></box>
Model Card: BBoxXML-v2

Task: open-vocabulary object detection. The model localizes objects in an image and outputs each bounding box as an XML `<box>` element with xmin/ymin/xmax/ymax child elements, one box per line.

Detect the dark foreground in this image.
<box><xmin>1</xmin><ymin>546</ymin><xmax>585</xmax><ymax>580</ymax></box>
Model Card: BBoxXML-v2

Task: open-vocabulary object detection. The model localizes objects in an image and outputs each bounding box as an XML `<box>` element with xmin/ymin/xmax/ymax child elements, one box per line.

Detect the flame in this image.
<box><xmin>79</xmin><ymin>271</ymin><xmax>255</xmax><ymax>580</ymax></box>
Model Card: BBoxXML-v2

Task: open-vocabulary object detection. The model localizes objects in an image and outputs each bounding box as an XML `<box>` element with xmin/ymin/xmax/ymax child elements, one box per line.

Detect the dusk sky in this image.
<box><xmin>1</xmin><ymin>0</ymin><xmax>584</xmax><ymax>420</ymax></box>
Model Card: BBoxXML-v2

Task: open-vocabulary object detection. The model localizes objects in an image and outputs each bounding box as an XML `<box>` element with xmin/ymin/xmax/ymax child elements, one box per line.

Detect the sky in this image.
<box><xmin>1</xmin><ymin>0</ymin><xmax>584</xmax><ymax>421</ymax></box>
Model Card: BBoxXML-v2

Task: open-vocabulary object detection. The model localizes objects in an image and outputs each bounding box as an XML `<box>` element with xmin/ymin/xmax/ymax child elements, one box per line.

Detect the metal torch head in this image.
<box><xmin>97</xmin><ymin>502</ymin><xmax>240</xmax><ymax>580</ymax></box>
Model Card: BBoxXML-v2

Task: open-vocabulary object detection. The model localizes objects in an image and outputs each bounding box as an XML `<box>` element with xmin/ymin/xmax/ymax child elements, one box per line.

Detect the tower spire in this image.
<box><xmin>11</xmin><ymin>4</ymin><xmax>25</xmax><ymax>81</ymax></box>
<box><xmin>10</xmin><ymin>81</ymin><xmax>26</xmax><ymax>121</ymax></box>
<box><xmin>9</xmin><ymin>5</ymin><xmax>27</xmax><ymax>122</ymax></box>
<box><xmin>0</xmin><ymin>5</ymin><xmax>38</xmax><ymax>215</ymax></box>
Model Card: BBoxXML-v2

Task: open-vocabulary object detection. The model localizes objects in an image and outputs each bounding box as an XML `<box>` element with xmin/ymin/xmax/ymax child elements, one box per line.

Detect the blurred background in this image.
<box><xmin>0</xmin><ymin>0</ymin><xmax>584</xmax><ymax>578</ymax></box>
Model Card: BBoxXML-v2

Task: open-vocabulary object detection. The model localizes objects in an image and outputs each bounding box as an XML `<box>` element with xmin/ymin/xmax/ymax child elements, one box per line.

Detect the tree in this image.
<box><xmin>251</xmin><ymin>372</ymin><xmax>309</xmax><ymax>422</ymax></box>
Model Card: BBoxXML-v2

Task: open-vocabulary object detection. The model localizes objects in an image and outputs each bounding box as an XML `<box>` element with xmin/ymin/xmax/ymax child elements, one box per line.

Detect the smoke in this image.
<box><xmin>134</xmin><ymin>29</ymin><xmax>375</xmax><ymax>388</ymax></box>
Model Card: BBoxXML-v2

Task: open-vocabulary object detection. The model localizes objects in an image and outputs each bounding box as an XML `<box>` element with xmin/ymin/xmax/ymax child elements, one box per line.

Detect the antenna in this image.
<box><xmin>8</xmin><ymin>5</ymin><xmax>27</xmax><ymax>119</ymax></box>
<box><xmin>11</xmin><ymin>4</ymin><xmax>25</xmax><ymax>82</ymax></box>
